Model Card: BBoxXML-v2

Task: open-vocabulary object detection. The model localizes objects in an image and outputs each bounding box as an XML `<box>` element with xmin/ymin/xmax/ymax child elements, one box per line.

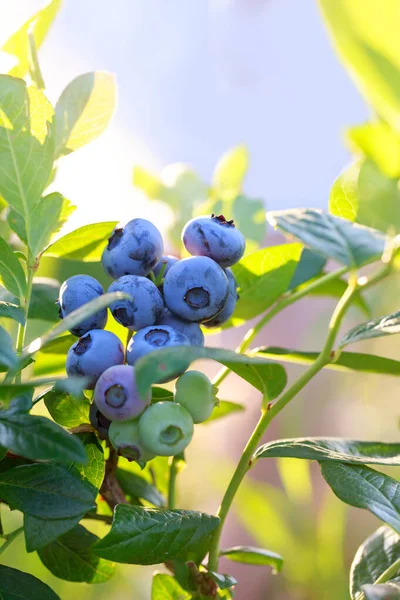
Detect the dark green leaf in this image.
<box><xmin>28</xmin><ymin>278</ymin><xmax>61</xmax><ymax>322</ymax></box>
<box><xmin>320</xmin><ymin>463</ymin><xmax>400</xmax><ymax>533</ymax></box>
<box><xmin>340</xmin><ymin>311</ymin><xmax>400</xmax><ymax>348</ymax></box>
<box><xmin>0</xmin><ymin>236</ymin><xmax>26</xmax><ymax>299</ymax></box>
<box><xmin>288</xmin><ymin>247</ymin><xmax>327</xmax><ymax>291</ymax></box>
<box><xmin>206</xmin><ymin>400</ymin><xmax>245</xmax><ymax>422</ymax></box>
<box><xmin>54</xmin><ymin>72</ymin><xmax>116</xmax><ymax>158</ymax></box>
<box><xmin>2</xmin><ymin>0</ymin><xmax>61</xmax><ymax>79</ymax></box>
<box><xmin>135</xmin><ymin>346</ymin><xmax>286</xmax><ymax>401</ymax></box>
<box><xmin>0</xmin><ymin>564</ymin><xmax>60</xmax><ymax>599</ymax></box>
<box><xmin>93</xmin><ymin>504</ymin><xmax>219</xmax><ymax>564</ymax></box>
<box><xmin>256</xmin><ymin>347</ymin><xmax>400</xmax><ymax>376</ymax></box>
<box><xmin>22</xmin><ymin>291</ymin><xmax>130</xmax><ymax>359</ymax></box>
<box><xmin>25</xmin><ymin>513</ymin><xmax>84</xmax><ymax>553</ymax></box>
<box><xmin>0</xmin><ymin>300</ymin><xmax>25</xmax><ymax>324</ymax></box>
<box><xmin>38</xmin><ymin>524</ymin><xmax>115</xmax><ymax>583</ymax></box>
<box><xmin>362</xmin><ymin>581</ymin><xmax>400</xmax><ymax>599</ymax></box>
<box><xmin>255</xmin><ymin>438</ymin><xmax>400</xmax><ymax>465</ymax></box>
<box><xmin>0</xmin><ymin>326</ymin><xmax>17</xmax><ymax>371</ymax></box>
<box><xmin>350</xmin><ymin>526</ymin><xmax>400</xmax><ymax>599</ymax></box>
<box><xmin>268</xmin><ymin>208</ymin><xmax>386</xmax><ymax>267</ymax></box>
<box><xmin>0</xmin><ymin>463</ymin><xmax>96</xmax><ymax>518</ymax></box>
<box><xmin>70</xmin><ymin>433</ymin><xmax>104</xmax><ymax>492</ymax></box>
<box><xmin>151</xmin><ymin>386</ymin><xmax>174</xmax><ymax>403</ymax></box>
<box><xmin>209</xmin><ymin>572</ymin><xmax>237</xmax><ymax>590</ymax></box>
<box><xmin>4</xmin><ymin>390</ymin><xmax>33</xmax><ymax>414</ymax></box>
<box><xmin>227</xmin><ymin>243</ymin><xmax>302</xmax><ymax>326</ymax></box>
<box><xmin>44</xmin><ymin>388</ymin><xmax>90</xmax><ymax>428</ymax></box>
<box><xmin>151</xmin><ymin>574</ymin><xmax>191</xmax><ymax>600</ymax></box>
<box><xmin>220</xmin><ymin>545</ymin><xmax>283</xmax><ymax>571</ymax></box>
<box><xmin>0</xmin><ymin>412</ymin><xmax>87</xmax><ymax>462</ymax></box>
<box><xmin>44</xmin><ymin>221</ymin><xmax>118</xmax><ymax>261</ymax></box>
<box><xmin>116</xmin><ymin>469</ymin><xmax>166</xmax><ymax>507</ymax></box>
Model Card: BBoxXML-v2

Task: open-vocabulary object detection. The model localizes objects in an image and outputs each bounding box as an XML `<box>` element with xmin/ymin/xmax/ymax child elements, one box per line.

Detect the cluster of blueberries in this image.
<box><xmin>57</xmin><ymin>214</ymin><xmax>245</xmax><ymax>463</ymax></box>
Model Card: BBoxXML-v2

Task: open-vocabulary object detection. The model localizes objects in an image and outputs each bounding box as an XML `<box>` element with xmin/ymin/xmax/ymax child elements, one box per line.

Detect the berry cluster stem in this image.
<box><xmin>208</xmin><ymin>264</ymin><xmax>391</xmax><ymax>572</ymax></box>
<box><xmin>168</xmin><ymin>456</ymin><xmax>179</xmax><ymax>509</ymax></box>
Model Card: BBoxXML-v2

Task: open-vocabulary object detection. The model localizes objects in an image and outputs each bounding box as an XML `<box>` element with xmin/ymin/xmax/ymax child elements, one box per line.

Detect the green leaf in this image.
<box><xmin>288</xmin><ymin>247</ymin><xmax>327</xmax><ymax>291</ymax></box>
<box><xmin>0</xmin><ymin>300</ymin><xmax>25</xmax><ymax>324</ymax></box>
<box><xmin>0</xmin><ymin>236</ymin><xmax>26</xmax><ymax>299</ymax></box>
<box><xmin>220</xmin><ymin>545</ymin><xmax>284</xmax><ymax>571</ymax></box>
<box><xmin>209</xmin><ymin>572</ymin><xmax>237</xmax><ymax>590</ymax></box>
<box><xmin>0</xmin><ymin>446</ymin><xmax>7</xmax><ymax>461</ymax></box>
<box><xmin>28</xmin><ymin>193</ymin><xmax>76</xmax><ymax>258</ymax></box>
<box><xmin>330</xmin><ymin>160</ymin><xmax>400</xmax><ymax>234</ymax></box>
<box><xmin>230</xmin><ymin>195</ymin><xmax>266</xmax><ymax>253</ymax></box>
<box><xmin>93</xmin><ymin>505</ymin><xmax>219</xmax><ymax>565</ymax></box>
<box><xmin>0</xmin><ymin>326</ymin><xmax>17</xmax><ymax>371</ymax></box>
<box><xmin>44</xmin><ymin>221</ymin><xmax>117</xmax><ymax>261</ymax></box>
<box><xmin>348</xmin><ymin>122</ymin><xmax>400</xmax><ymax>179</ymax></box>
<box><xmin>135</xmin><ymin>346</ymin><xmax>287</xmax><ymax>401</ymax></box>
<box><xmin>206</xmin><ymin>400</ymin><xmax>245</xmax><ymax>422</ymax></box>
<box><xmin>0</xmin><ymin>412</ymin><xmax>87</xmax><ymax>462</ymax></box>
<box><xmin>54</xmin><ymin>72</ymin><xmax>116</xmax><ymax>158</ymax></box>
<box><xmin>268</xmin><ymin>208</ymin><xmax>386</xmax><ymax>267</ymax></box>
<box><xmin>29</xmin><ymin>278</ymin><xmax>60</xmax><ymax>322</ymax></box>
<box><xmin>2</xmin><ymin>0</ymin><xmax>62</xmax><ymax>79</ymax></box>
<box><xmin>38</xmin><ymin>524</ymin><xmax>115</xmax><ymax>584</ymax></box>
<box><xmin>212</xmin><ymin>145</ymin><xmax>249</xmax><ymax>200</ymax></box>
<box><xmin>225</xmin><ymin>243</ymin><xmax>302</xmax><ymax>326</ymax></box>
<box><xmin>340</xmin><ymin>310</ymin><xmax>400</xmax><ymax>349</ymax></box>
<box><xmin>70</xmin><ymin>433</ymin><xmax>104</xmax><ymax>492</ymax></box>
<box><xmin>361</xmin><ymin>581</ymin><xmax>400</xmax><ymax>599</ymax></box>
<box><xmin>350</xmin><ymin>526</ymin><xmax>400</xmax><ymax>599</ymax></box>
<box><xmin>116</xmin><ymin>469</ymin><xmax>166</xmax><ymax>507</ymax></box>
<box><xmin>0</xmin><ymin>463</ymin><xmax>96</xmax><ymax>519</ymax></box>
<box><xmin>320</xmin><ymin>462</ymin><xmax>400</xmax><ymax>533</ymax></box>
<box><xmin>151</xmin><ymin>386</ymin><xmax>174</xmax><ymax>403</ymax></box>
<box><xmin>256</xmin><ymin>347</ymin><xmax>400</xmax><ymax>376</ymax></box>
<box><xmin>22</xmin><ymin>291</ymin><xmax>130</xmax><ymax>359</ymax></box>
<box><xmin>0</xmin><ymin>77</ymin><xmax>54</xmax><ymax>228</ymax></box>
<box><xmin>318</xmin><ymin>0</ymin><xmax>400</xmax><ymax>130</ymax></box>
<box><xmin>44</xmin><ymin>388</ymin><xmax>90</xmax><ymax>428</ymax></box>
<box><xmin>151</xmin><ymin>574</ymin><xmax>191</xmax><ymax>600</ymax></box>
<box><xmin>255</xmin><ymin>438</ymin><xmax>400</xmax><ymax>465</ymax></box>
<box><xmin>25</xmin><ymin>513</ymin><xmax>85</xmax><ymax>553</ymax></box>
<box><xmin>0</xmin><ymin>564</ymin><xmax>60</xmax><ymax>599</ymax></box>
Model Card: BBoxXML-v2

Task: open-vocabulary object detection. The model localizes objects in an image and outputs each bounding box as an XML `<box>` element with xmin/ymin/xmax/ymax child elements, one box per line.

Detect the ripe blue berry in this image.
<box><xmin>174</xmin><ymin>370</ymin><xmax>218</xmax><ymax>423</ymax></box>
<box><xmin>157</xmin><ymin>309</ymin><xmax>204</xmax><ymax>347</ymax></box>
<box><xmin>108</xmin><ymin>275</ymin><xmax>164</xmax><ymax>330</ymax></box>
<box><xmin>182</xmin><ymin>214</ymin><xmax>245</xmax><ymax>267</ymax></box>
<box><xmin>126</xmin><ymin>325</ymin><xmax>190</xmax><ymax>382</ymax></box>
<box><xmin>163</xmin><ymin>256</ymin><xmax>229</xmax><ymax>323</ymax></box>
<box><xmin>101</xmin><ymin>218</ymin><xmax>164</xmax><ymax>279</ymax></box>
<box><xmin>109</xmin><ymin>420</ymin><xmax>156</xmax><ymax>463</ymax></box>
<box><xmin>94</xmin><ymin>364</ymin><xmax>150</xmax><ymax>422</ymax></box>
<box><xmin>66</xmin><ymin>330</ymin><xmax>124</xmax><ymax>389</ymax></box>
<box><xmin>139</xmin><ymin>401</ymin><xmax>194</xmax><ymax>456</ymax></box>
<box><xmin>58</xmin><ymin>275</ymin><xmax>107</xmax><ymax>336</ymax></box>
<box><xmin>89</xmin><ymin>403</ymin><xmax>112</xmax><ymax>439</ymax></box>
<box><xmin>203</xmin><ymin>268</ymin><xmax>238</xmax><ymax>328</ymax></box>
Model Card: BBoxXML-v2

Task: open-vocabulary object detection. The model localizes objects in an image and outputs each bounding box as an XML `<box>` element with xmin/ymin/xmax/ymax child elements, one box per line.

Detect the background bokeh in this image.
<box><xmin>0</xmin><ymin>1</ymin><xmax>397</xmax><ymax>599</ymax></box>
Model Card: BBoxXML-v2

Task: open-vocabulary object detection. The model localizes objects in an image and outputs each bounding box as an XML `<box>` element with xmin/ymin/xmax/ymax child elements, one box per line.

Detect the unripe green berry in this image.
<box><xmin>174</xmin><ymin>370</ymin><xmax>218</xmax><ymax>423</ymax></box>
<box><xmin>109</xmin><ymin>419</ymin><xmax>156</xmax><ymax>463</ymax></box>
<box><xmin>139</xmin><ymin>402</ymin><xmax>194</xmax><ymax>456</ymax></box>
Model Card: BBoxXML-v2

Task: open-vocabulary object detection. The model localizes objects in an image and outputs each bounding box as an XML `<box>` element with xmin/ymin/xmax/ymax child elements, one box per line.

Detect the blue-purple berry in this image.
<box><xmin>203</xmin><ymin>268</ymin><xmax>238</xmax><ymax>328</ymax></box>
<box><xmin>157</xmin><ymin>309</ymin><xmax>204</xmax><ymax>346</ymax></box>
<box><xmin>94</xmin><ymin>364</ymin><xmax>150</xmax><ymax>422</ymax></box>
<box><xmin>58</xmin><ymin>275</ymin><xmax>107</xmax><ymax>337</ymax></box>
<box><xmin>108</xmin><ymin>275</ymin><xmax>164</xmax><ymax>331</ymax></box>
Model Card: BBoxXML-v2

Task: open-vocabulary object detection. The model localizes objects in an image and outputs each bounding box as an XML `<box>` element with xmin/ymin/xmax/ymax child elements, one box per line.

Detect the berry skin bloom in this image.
<box><xmin>94</xmin><ymin>364</ymin><xmax>150</xmax><ymax>422</ymax></box>
<box><xmin>126</xmin><ymin>325</ymin><xmax>190</xmax><ymax>382</ymax></box>
<box><xmin>157</xmin><ymin>309</ymin><xmax>204</xmax><ymax>347</ymax></box>
<box><xmin>203</xmin><ymin>268</ymin><xmax>238</xmax><ymax>328</ymax></box>
<box><xmin>108</xmin><ymin>275</ymin><xmax>164</xmax><ymax>330</ymax></box>
<box><xmin>174</xmin><ymin>370</ymin><xmax>218</xmax><ymax>423</ymax></box>
<box><xmin>58</xmin><ymin>274</ymin><xmax>107</xmax><ymax>337</ymax></box>
<box><xmin>66</xmin><ymin>330</ymin><xmax>124</xmax><ymax>389</ymax></box>
<box><xmin>109</xmin><ymin>419</ymin><xmax>156</xmax><ymax>463</ymax></box>
<box><xmin>139</xmin><ymin>401</ymin><xmax>194</xmax><ymax>456</ymax></box>
<box><xmin>163</xmin><ymin>256</ymin><xmax>229</xmax><ymax>323</ymax></box>
<box><xmin>102</xmin><ymin>218</ymin><xmax>164</xmax><ymax>279</ymax></box>
<box><xmin>182</xmin><ymin>214</ymin><xmax>246</xmax><ymax>268</ymax></box>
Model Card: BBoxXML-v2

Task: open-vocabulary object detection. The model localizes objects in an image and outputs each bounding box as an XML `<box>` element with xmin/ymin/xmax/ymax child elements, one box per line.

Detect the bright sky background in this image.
<box><xmin>0</xmin><ymin>0</ymin><xmax>368</xmax><ymax>235</ymax></box>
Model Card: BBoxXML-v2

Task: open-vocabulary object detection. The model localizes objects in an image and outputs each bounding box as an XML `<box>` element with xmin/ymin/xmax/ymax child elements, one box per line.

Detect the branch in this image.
<box><xmin>100</xmin><ymin>446</ymin><xmax>127</xmax><ymax>510</ymax></box>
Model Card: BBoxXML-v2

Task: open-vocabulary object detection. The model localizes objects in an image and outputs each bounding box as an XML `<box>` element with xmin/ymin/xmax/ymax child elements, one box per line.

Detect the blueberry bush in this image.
<box><xmin>0</xmin><ymin>2</ymin><xmax>400</xmax><ymax>599</ymax></box>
